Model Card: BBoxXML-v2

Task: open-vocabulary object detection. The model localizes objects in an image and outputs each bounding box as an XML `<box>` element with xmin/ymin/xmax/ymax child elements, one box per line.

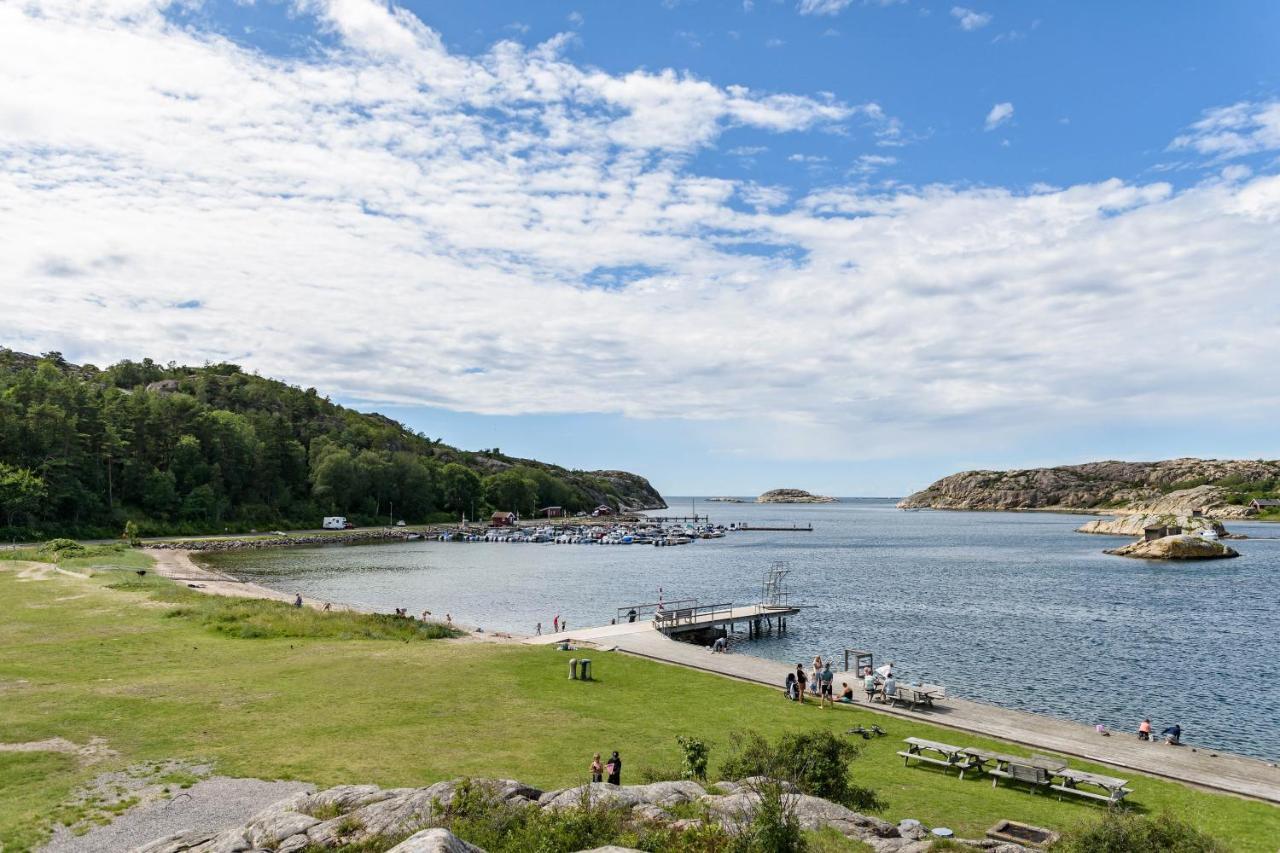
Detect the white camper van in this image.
<box><xmin>322</xmin><ymin>516</ymin><xmax>348</xmax><ymax>530</ymax></box>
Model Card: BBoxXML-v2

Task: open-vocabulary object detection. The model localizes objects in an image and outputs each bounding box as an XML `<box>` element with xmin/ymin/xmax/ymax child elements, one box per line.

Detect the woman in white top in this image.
<box><xmin>810</xmin><ymin>655</ymin><xmax>823</xmax><ymax>693</ymax></box>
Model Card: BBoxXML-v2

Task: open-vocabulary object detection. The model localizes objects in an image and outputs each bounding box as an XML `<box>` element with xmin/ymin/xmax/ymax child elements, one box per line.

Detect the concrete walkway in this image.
<box><xmin>528</xmin><ymin>623</ymin><xmax>1280</xmax><ymax>804</ymax></box>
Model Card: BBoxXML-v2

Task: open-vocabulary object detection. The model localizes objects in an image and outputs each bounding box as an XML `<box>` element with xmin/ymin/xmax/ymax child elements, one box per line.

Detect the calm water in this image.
<box><xmin>201</xmin><ymin>499</ymin><xmax>1280</xmax><ymax>761</ymax></box>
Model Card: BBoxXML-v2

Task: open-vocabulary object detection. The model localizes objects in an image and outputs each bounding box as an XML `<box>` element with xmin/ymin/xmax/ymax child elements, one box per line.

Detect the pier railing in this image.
<box><xmin>654</xmin><ymin>602</ymin><xmax>735</xmax><ymax>629</ymax></box>
<box><xmin>616</xmin><ymin>599</ymin><xmax>698</xmax><ymax>623</ymax></box>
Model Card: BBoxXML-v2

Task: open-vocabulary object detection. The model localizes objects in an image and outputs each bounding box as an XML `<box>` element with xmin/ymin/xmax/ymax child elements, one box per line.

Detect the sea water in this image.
<box><xmin>200</xmin><ymin>498</ymin><xmax>1280</xmax><ymax>761</ymax></box>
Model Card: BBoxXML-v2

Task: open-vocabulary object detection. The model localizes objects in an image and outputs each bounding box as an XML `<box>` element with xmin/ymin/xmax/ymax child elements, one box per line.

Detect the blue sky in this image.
<box><xmin>2</xmin><ymin>0</ymin><xmax>1280</xmax><ymax>497</ymax></box>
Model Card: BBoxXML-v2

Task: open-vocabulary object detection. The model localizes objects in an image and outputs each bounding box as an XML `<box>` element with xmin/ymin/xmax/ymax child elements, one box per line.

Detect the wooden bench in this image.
<box><xmin>990</xmin><ymin>762</ymin><xmax>1052</xmax><ymax>791</ymax></box>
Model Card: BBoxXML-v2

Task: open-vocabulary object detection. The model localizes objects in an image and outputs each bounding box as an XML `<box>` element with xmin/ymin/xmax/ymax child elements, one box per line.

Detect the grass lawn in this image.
<box><xmin>1</xmin><ymin>553</ymin><xmax>1277</xmax><ymax>851</ymax></box>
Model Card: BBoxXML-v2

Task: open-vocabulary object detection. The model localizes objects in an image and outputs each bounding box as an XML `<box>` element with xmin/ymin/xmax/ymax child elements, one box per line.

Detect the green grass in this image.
<box><xmin>1</xmin><ymin>555</ymin><xmax>1277</xmax><ymax>851</ymax></box>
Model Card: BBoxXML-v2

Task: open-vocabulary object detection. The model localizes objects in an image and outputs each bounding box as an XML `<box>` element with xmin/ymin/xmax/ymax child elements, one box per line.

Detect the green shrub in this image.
<box><xmin>438</xmin><ymin>780</ymin><xmax>631</xmax><ymax>853</ymax></box>
<box><xmin>719</xmin><ymin>730</ymin><xmax>883</xmax><ymax>812</ymax></box>
<box><xmin>677</xmin><ymin>735</ymin><xmax>710</xmax><ymax>781</ymax></box>
<box><xmin>1051</xmin><ymin>810</ymin><xmax>1226</xmax><ymax>853</ymax></box>
<box><xmin>738</xmin><ymin>779</ymin><xmax>806</xmax><ymax>853</ymax></box>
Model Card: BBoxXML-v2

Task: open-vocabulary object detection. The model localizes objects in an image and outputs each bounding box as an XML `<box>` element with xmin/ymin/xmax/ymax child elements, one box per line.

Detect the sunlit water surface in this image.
<box><xmin>200</xmin><ymin>499</ymin><xmax>1280</xmax><ymax>761</ymax></box>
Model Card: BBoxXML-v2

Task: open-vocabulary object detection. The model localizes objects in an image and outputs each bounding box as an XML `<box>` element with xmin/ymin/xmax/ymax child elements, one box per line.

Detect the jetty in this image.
<box><xmin>735</xmin><ymin>523</ymin><xmax>814</xmax><ymax>532</ymax></box>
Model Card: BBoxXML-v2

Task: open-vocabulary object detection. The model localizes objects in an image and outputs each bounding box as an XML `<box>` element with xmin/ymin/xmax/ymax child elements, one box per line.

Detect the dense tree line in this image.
<box><xmin>0</xmin><ymin>351</ymin><xmax>652</xmax><ymax>538</ymax></box>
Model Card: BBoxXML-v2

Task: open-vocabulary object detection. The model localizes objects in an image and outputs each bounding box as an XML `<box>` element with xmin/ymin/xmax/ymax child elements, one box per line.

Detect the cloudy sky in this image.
<box><xmin>3</xmin><ymin>0</ymin><xmax>1279</xmax><ymax>496</ymax></box>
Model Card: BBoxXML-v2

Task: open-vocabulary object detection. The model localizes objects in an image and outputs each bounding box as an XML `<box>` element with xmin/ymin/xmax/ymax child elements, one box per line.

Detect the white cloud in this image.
<box><xmin>1170</xmin><ymin>100</ymin><xmax>1280</xmax><ymax>160</ymax></box>
<box><xmin>3</xmin><ymin>3</ymin><xmax>1280</xmax><ymax>462</ymax></box>
<box><xmin>984</xmin><ymin>101</ymin><xmax>1014</xmax><ymax>131</ymax></box>
<box><xmin>798</xmin><ymin>0</ymin><xmax>852</xmax><ymax>16</ymax></box>
<box><xmin>950</xmin><ymin>6</ymin><xmax>992</xmax><ymax>30</ymax></box>
<box><xmin>567</xmin><ymin>11</ymin><xmax>584</xmax><ymax>27</ymax></box>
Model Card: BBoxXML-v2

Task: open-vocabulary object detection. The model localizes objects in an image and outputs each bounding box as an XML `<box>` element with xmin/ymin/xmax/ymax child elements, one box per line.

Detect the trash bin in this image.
<box><xmin>579</xmin><ymin>658</ymin><xmax>592</xmax><ymax>681</ymax></box>
<box><xmin>568</xmin><ymin>658</ymin><xmax>578</xmax><ymax>680</ymax></box>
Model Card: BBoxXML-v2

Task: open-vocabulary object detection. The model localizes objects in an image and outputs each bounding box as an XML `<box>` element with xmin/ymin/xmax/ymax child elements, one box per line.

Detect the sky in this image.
<box><xmin>2</xmin><ymin>1</ymin><xmax>1279</xmax><ymax>497</ymax></box>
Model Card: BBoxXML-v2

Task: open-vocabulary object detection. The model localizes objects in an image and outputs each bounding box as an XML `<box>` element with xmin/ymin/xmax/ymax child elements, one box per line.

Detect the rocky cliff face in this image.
<box><xmin>583</xmin><ymin>470</ymin><xmax>667</xmax><ymax>512</ymax></box>
<box><xmin>898</xmin><ymin>459</ymin><xmax>1280</xmax><ymax>518</ymax></box>
<box><xmin>757</xmin><ymin>488</ymin><xmax>837</xmax><ymax>504</ymax></box>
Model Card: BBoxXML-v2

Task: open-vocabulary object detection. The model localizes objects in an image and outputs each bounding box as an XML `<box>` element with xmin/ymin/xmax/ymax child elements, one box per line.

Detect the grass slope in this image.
<box><xmin>1</xmin><ymin>555</ymin><xmax>1276</xmax><ymax>851</ymax></box>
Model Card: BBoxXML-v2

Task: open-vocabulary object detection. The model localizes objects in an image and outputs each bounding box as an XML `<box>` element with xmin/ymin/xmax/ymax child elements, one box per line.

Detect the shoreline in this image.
<box><xmin>155</xmin><ymin>547</ymin><xmax>1280</xmax><ymax>793</ymax></box>
<box><xmin>149</xmin><ymin>548</ymin><xmax>517</xmax><ymax>641</ymax></box>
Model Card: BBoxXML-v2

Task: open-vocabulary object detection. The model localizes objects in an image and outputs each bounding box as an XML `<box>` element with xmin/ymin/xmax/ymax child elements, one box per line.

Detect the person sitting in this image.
<box><xmin>1162</xmin><ymin>724</ymin><xmax>1182</xmax><ymax>745</ymax></box>
<box><xmin>839</xmin><ymin>682</ymin><xmax>855</xmax><ymax>703</ymax></box>
<box><xmin>1138</xmin><ymin>718</ymin><xmax>1152</xmax><ymax>740</ymax></box>
<box><xmin>882</xmin><ymin>674</ymin><xmax>897</xmax><ymax>702</ymax></box>
<box><xmin>863</xmin><ymin>671</ymin><xmax>878</xmax><ymax>702</ymax></box>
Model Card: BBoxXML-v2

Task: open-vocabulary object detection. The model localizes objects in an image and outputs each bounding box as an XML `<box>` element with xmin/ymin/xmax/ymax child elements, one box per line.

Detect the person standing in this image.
<box><xmin>553</xmin><ymin>614</ymin><xmax>560</xmax><ymax>632</ymax></box>
<box><xmin>795</xmin><ymin>664</ymin><xmax>807</xmax><ymax>703</ymax></box>
<box><xmin>606</xmin><ymin>751</ymin><xmax>622</xmax><ymax>785</ymax></box>
<box><xmin>820</xmin><ymin>663</ymin><xmax>834</xmax><ymax>707</ymax></box>
<box><xmin>590</xmin><ymin>753</ymin><xmax>603</xmax><ymax>783</ymax></box>
<box><xmin>535</xmin><ymin>622</ymin><xmax>542</xmax><ymax>636</ymax></box>
<box><xmin>293</xmin><ymin>593</ymin><xmax>303</xmax><ymax>608</ymax></box>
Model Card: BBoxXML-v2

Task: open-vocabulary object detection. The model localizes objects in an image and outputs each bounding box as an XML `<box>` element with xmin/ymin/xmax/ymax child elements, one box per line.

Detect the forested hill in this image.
<box><xmin>0</xmin><ymin>349</ymin><xmax>665</xmax><ymax>538</ymax></box>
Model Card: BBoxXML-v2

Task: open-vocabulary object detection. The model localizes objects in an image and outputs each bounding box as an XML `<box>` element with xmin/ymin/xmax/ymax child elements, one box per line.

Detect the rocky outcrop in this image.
<box><xmin>898</xmin><ymin>458</ymin><xmax>1280</xmax><ymax>518</ymax></box>
<box><xmin>757</xmin><ymin>489</ymin><xmax>837</xmax><ymax>504</ymax></box>
<box><xmin>129</xmin><ymin>778</ymin><xmax>1028</xmax><ymax>853</ymax></box>
<box><xmin>1106</xmin><ymin>535</ymin><xmax>1239</xmax><ymax>560</ymax></box>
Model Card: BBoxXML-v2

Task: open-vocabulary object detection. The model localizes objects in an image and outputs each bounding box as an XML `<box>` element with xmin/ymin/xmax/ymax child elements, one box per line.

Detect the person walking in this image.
<box><xmin>590</xmin><ymin>753</ymin><xmax>603</xmax><ymax>783</ymax></box>
<box><xmin>293</xmin><ymin>593</ymin><xmax>303</xmax><ymax>608</ymax></box>
<box><xmin>536</xmin><ymin>622</ymin><xmax>542</xmax><ymax>636</ymax></box>
<box><xmin>605</xmin><ymin>751</ymin><xmax>622</xmax><ymax>785</ymax></box>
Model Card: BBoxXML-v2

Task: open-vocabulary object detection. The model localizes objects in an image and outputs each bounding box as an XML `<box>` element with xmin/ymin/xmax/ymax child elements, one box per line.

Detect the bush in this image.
<box><xmin>677</xmin><ymin>735</ymin><xmax>710</xmax><ymax>781</ymax></box>
<box><xmin>736</xmin><ymin>779</ymin><xmax>806</xmax><ymax>853</ymax></box>
<box><xmin>719</xmin><ymin>730</ymin><xmax>883</xmax><ymax>812</ymax></box>
<box><xmin>1051</xmin><ymin>811</ymin><xmax>1226</xmax><ymax>853</ymax></box>
<box><xmin>436</xmin><ymin>780</ymin><xmax>631</xmax><ymax>853</ymax></box>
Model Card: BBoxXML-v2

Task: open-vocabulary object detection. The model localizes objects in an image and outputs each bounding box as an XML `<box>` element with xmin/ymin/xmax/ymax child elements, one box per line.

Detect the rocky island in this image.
<box><xmin>757</xmin><ymin>488</ymin><xmax>837</xmax><ymax>504</ymax></box>
<box><xmin>1106</xmin><ymin>535</ymin><xmax>1240</xmax><ymax>560</ymax></box>
<box><xmin>898</xmin><ymin>458</ymin><xmax>1279</xmax><ymax>519</ymax></box>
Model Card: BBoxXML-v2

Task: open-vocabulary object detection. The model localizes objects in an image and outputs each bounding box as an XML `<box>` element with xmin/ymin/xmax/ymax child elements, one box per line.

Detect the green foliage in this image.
<box><xmin>736</xmin><ymin>779</ymin><xmax>806</xmax><ymax>853</ymax></box>
<box><xmin>677</xmin><ymin>735</ymin><xmax>710</xmax><ymax>781</ymax></box>
<box><xmin>719</xmin><ymin>730</ymin><xmax>883</xmax><ymax>813</ymax></box>
<box><xmin>0</xmin><ymin>463</ymin><xmax>46</xmax><ymax>528</ymax></box>
<box><xmin>438</xmin><ymin>780</ymin><xmax>630</xmax><ymax>853</ymax></box>
<box><xmin>0</xmin><ymin>349</ymin><xmax>659</xmax><ymax>538</ymax></box>
<box><xmin>1051</xmin><ymin>810</ymin><xmax>1226</xmax><ymax>853</ymax></box>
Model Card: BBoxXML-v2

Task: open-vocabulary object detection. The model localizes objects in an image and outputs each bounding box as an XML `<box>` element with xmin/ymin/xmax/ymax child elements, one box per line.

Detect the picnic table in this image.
<box><xmin>897</xmin><ymin>737</ymin><xmax>980</xmax><ymax>777</ymax></box>
<box><xmin>889</xmin><ymin>684</ymin><xmax>945</xmax><ymax>711</ymax></box>
<box><xmin>1052</xmin><ymin>768</ymin><xmax>1132</xmax><ymax>804</ymax></box>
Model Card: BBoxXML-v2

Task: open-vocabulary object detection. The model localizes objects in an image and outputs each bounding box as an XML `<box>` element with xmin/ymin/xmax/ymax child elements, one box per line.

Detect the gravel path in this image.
<box><xmin>40</xmin><ymin>777</ymin><xmax>313</xmax><ymax>853</ymax></box>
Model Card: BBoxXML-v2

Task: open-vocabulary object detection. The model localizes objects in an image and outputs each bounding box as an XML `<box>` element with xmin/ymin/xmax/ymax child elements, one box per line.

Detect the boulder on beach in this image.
<box><xmin>756</xmin><ymin>489</ymin><xmax>836</xmax><ymax>504</ymax></box>
<box><xmin>1105</xmin><ymin>535</ymin><xmax>1239</xmax><ymax>560</ymax></box>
